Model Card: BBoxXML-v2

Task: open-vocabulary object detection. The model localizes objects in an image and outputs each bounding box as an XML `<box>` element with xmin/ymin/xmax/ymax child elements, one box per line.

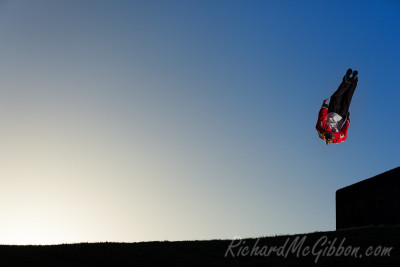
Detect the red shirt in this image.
<box><xmin>316</xmin><ymin>106</ymin><xmax>349</xmax><ymax>143</ymax></box>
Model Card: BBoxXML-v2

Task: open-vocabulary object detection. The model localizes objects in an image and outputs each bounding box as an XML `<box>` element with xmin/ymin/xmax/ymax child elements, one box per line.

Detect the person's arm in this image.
<box><xmin>316</xmin><ymin>98</ymin><xmax>329</xmax><ymax>132</ymax></box>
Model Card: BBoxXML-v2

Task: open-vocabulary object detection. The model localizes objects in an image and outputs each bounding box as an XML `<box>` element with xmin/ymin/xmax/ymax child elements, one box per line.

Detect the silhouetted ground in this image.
<box><xmin>1</xmin><ymin>225</ymin><xmax>399</xmax><ymax>266</ymax></box>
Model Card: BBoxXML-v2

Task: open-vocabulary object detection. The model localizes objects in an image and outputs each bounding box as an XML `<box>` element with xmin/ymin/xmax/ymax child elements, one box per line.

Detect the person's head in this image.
<box><xmin>324</xmin><ymin>131</ymin><xmax>335</xmax><ymax>145</ymax></box>
<box><xmin>318</xmin><ymin>131</ymin><xmax>335</xmax><ymax>145</ymax></box>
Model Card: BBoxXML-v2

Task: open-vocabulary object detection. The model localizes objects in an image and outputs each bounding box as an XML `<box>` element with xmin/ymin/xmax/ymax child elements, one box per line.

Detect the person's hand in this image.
<box><xmin>323</xmin><ymin>98</ymin><xmax>328</xmax><ymax>105</ymax></box>
<box><xmin>347</xmin><ymin>112</ymin><xmax>351</xmax><ymax>121</ymax></box>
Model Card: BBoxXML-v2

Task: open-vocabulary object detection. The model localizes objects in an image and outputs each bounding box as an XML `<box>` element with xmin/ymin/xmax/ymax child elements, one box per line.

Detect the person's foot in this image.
<box><xmin>352</xmin><ymin>70</ymin><xmax>358</xmax><ymax>79</ymax></box>
<box><xmin>344</xmin><ymin>68</ymin><xmax>352</xmax><ymax>83</ymax></box>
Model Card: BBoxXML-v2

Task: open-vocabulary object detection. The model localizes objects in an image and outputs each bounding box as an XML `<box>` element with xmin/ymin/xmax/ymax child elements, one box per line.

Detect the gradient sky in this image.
<box><xmin>0</xmin><ymin>0</ymin><xmax>399</xmax><ymax>245</ymax></box>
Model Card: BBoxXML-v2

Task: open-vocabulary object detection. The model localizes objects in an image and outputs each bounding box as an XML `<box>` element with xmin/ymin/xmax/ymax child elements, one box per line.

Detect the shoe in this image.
<box><xmin>352</xmin><ymin>70</ymin><xmax>358</xmax><ymax>79</ymax></box>
<box><xmin>344</xmin><ymin>68</ymin><xmax>352</xmax><ymax>82</ymax></box>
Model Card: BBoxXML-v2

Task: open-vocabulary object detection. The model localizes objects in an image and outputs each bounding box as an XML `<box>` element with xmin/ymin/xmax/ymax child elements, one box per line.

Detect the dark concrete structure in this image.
<box><xmin>336</xmin><ymin>166</ymin><xmax>400</xmax><ymax>230</ymax></box>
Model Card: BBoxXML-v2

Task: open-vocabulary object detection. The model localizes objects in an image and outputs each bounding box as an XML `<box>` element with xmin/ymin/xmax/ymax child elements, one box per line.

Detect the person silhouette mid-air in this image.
<box><xmin>316</xmin><ymin>68</ymin><xmax>358</xmax><ymax>145</ymax></box>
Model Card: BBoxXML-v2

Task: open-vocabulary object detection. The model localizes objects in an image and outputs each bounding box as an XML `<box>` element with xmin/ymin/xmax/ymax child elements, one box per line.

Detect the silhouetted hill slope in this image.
<box><xmin>1</xmin><ymin>225</ymin><xmax>399</xmax><ymax>266</ymax></box>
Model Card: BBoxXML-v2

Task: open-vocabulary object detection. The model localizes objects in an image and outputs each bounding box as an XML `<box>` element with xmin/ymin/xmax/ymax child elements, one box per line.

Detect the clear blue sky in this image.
<box><xmin>0</xmin><ymin>0</ymin><xmax>399</xmax><ymax>244</ymax></box>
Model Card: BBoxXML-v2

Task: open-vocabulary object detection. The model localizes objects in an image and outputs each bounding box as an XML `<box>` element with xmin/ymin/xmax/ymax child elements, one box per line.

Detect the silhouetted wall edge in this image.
<box><xmin>336</xmin><ymin>166</ymin><xmax>400</xmax><ymax>230</ymax></box>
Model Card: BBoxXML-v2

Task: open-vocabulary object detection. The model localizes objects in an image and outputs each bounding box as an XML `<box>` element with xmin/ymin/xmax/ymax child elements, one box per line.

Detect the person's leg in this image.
<box><xmin>338</xmin><ymin>76</ymin><xmax>358</xmax><ymax>118</ymax></box>
<box><xmin>328</xmin><ymin>69</ymin><xmax>353</xmax><ymax>114</ymax></box>
<box><xmin>328</xmin><ymin>93</ymin><xmax>342</xmax><ymax>114</ymax></box>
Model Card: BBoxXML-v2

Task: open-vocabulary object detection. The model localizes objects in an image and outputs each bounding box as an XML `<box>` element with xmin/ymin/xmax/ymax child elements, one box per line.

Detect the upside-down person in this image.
<box><xmin>316</xmin><ymin>68</ymin><xmax>358</xmax><ymax>145</ymax></box>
